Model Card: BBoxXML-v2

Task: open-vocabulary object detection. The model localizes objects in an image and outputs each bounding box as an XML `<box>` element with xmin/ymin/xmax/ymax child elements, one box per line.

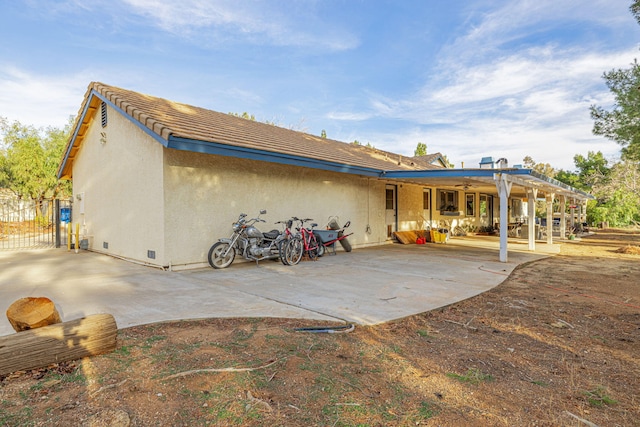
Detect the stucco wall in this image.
<box><xmin>162</xmin><ymin>149</ymin><xmax>399</xmax><ymax>268</ymax></box>
<box><xmin>71</xmin><ymin>108</ymin><xmax>501</xmax><ymax>269</ymax></box>
<box><xmin>72</xmin><ymin>104</ymin><xmax>165</xmax><ymax>265</ymax></box>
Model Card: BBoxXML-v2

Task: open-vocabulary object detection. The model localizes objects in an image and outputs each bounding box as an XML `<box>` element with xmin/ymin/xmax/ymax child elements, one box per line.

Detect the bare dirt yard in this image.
<box><xmin>1</xmin><ymin>228</ymin><xmax>639</xmax><ymax>426</ymax></box>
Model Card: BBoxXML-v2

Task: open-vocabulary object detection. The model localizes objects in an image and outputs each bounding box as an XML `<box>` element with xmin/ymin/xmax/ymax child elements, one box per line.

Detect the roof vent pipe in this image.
<box><xmin>496</xmin><ymin>158</ymin><xmax>508</xmax><ymax>168</ymax></box>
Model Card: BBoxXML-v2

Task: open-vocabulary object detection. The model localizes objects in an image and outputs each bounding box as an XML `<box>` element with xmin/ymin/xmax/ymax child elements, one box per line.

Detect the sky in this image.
<box><xmin>1</xmin><ymin>0</ymin><xmax>639</xmax><ymax>171</ymax></box>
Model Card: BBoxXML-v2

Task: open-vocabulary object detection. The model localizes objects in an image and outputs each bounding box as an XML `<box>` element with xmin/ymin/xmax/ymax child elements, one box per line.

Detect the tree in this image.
<box><xmin>0</xmin><ymin>117</ymin><xmax>72</xmax><ymax>208</ymax></box>
<box><xmin>588</xmin><ymin>159</ymin><xmax>640</xmax><ymax>226</ymax></box>
<box><xmin>590</xmin><ymin>2</ymin><xmax>640</xmax><ymax>161</ymax></box>
<box><xmin>522</xmin><ymin>156</ymin><xmax>556</xmax><ymax>177</ymax></box>
<box><xmin>228</xmin><ymin>112</ymin><xmax>256</xmax><ymax>121</ymax></box>
<box><xmin>414</xmin><ymin>142</ymin><xmax>427</xmax><ymax>157</ymax></box>
<box><xmin>320</xmin><ymin>129</ymin><xmax>327</xmax><ymax>138</ymax></box>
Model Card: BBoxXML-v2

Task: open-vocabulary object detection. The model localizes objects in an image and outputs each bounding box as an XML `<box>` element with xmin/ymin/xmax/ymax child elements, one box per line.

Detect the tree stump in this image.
<box><xmin>6</xmin><ymin>297</ymin><xmax>62</xmax><ymax>332</ymax></box>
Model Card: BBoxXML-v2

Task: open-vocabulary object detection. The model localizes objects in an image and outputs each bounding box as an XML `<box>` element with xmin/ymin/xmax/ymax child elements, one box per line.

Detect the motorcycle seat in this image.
<box><xmin>264</xmin><ymin>229</ymin><xmax>280</xmax><ymax>240</ymax></box>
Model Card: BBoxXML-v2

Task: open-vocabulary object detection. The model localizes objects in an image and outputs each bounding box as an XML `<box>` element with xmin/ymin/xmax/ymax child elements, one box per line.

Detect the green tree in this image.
<box><xmin>588</xmin><ymin>159</ymin><xmax>640</xmax><ymax>226</ymax></box>
<box><xmin>590</xmin><ymin>2</ymin><xmax>640</xmax><ymax>161</ymax></box>
<box><xmin>320</xmin><ymin>129</ymin><xmax>327</xmax><ymax>138</ymax></box>
<box><xmin>590</xmin><ymin>60</ymin><xmax>640</xmax><ymax>160</ymax></box>
<box><xmin>522</xmin><ymin>156</ymin><xmax>556</xmax><ymax>177</ymax></box>
<box><xmin>0</xmin><ymin>117</ymin><xmax>72</xmax><ymax>208</ymax></box>
<box><xmin>414</xmin><ymin>142</ymin><xmax>427</xmax><ymax>157</ymax></box>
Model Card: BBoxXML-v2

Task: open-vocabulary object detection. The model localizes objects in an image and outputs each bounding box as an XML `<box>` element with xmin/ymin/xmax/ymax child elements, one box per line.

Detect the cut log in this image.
<box><xmin>0</xmin><ymin>313</ymin><xmax>118</xmax><ymax>376</ymax></box>
<box><xmin>6</xmin><ymin>297</ymin><xmax>62</xmax><ymax>332</ymax></box>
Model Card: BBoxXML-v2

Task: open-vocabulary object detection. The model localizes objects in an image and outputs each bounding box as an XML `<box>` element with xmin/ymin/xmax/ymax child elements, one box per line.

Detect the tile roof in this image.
<box><xmin>59</xmin><ymin>82</ymin><xmax>445</xmax><ymax>179</ymax></box>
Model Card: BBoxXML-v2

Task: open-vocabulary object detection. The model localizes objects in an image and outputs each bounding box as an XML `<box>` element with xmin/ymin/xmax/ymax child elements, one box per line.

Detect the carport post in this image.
<box><xmin>546</xmin><ymin>193</ymin><xmax>554</xmax><ymax>245</ymax></box>
<box><xmin>527</xmin><ymin>188</ymin><xmax>537</xmax><ymax>251</ymax></box>
<box><xmin>560</xmin><ymin>196</ymin><xmax>566</xmax><ymax>238</ymax></box>
<box><xmin>494</xmin><ymin>173</ymin><xmax>512</xmax><ymax>263</ymax></box>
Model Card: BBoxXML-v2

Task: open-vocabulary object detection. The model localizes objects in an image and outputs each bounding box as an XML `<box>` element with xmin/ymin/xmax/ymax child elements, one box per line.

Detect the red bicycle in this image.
<box><xmin>281</xmin><ymin>217</ymin><xmax>320</xmax><ymax>265</ymax></box>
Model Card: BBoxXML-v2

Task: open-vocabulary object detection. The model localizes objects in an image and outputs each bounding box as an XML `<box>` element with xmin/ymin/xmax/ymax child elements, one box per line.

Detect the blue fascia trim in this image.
<box><xmin>57</xmin><ymin>90</ymin><xmax>169</xmax><ymax>179</ymax></box>
<box><xmin>380</xmin><ymin>168</ymin><xmax>532</xmax><ymax>179</ymax></box>
<box><xmin>92</xmin><ymin>90</ymin><xmax>168</xmax><ymax>147</ymax></box>
<box><xmin>168</xmin><ymin>136</ymin><xmax>384</xmax><ymax>177</ymax></box>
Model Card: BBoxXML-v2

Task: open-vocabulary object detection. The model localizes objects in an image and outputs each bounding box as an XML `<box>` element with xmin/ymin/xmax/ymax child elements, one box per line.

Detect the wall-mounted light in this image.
<box><xmin>100</xmin><ymin>132</ymin><xmax>107</xmax><ymax>145</ymax></box>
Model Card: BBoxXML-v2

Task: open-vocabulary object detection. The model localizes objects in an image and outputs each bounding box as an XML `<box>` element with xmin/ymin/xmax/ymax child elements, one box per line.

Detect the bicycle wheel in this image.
<box><xmin>278</xmin><ymin>239</ymin><xmax>290</xmax><ymax>265</ymax></box>
<box><xmin>307</xmin><ymin>234</ymin><xmax>320</xmax><ymax>260</ymax></box>
<box><xmin>285</xmin><ymin>237</ymin><xmax>303</xmax><ymax>265</ymax></box>
<box><xmin>208</xmin><ymin>242</ymin><xmax>235</xmax><ymax>269</ymax></box>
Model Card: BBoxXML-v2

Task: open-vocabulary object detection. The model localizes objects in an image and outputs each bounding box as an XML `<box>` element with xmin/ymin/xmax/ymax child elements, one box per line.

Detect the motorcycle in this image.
<box><xmin>207</xmin><ymin>210</ymin><xmax>286</xmax><ymax>269</ymax></box>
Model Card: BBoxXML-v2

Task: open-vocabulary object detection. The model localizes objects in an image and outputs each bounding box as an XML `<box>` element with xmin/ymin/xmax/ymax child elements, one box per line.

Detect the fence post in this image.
<box><xmin>55</xmin><ymin>199</ymin><xmax>61</xmax><ymax>248</ymax></box>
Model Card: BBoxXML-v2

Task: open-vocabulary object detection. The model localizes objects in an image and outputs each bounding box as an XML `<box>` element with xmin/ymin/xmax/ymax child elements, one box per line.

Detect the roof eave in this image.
<box><xmin>168</xmin><ymin>136</ymin><xmax>385</xmax><ymax>177</ymax></box>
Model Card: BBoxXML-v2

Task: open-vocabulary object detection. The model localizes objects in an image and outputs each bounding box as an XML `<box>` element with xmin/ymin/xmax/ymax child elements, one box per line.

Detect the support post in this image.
<box><xmin>527</xmin><ymin>188</ymin><xmax>538</xmax><ymax>251</ymax></box>
<box><xmin>546</xmin><ymin>193</ymin><xmax>554</xmax><ymax>245</ymax></box>
<box><xmin>494</xmin><ymin>173</ymin><xmax>512</xmax><ymax>262</ymax></box>
<box><xmin>560</xmin><ymin>196</ymin><xmax>566</xmax><ymax>239</ymax></box>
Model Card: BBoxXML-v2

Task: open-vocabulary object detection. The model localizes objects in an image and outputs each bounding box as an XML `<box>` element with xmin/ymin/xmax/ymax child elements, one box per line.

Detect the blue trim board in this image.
<box><xmin>91</xmin><ymin>91</ymin><xmax>168</xmax><ymax>148</ymax></box>
<box><xmin>168</xmin><ymin>136</ymin><xmax>384</xmax><ymax>177</ymax></box>
<box><xmin>380</xmin><ymin>168</ymin><xmax>531</xmax><ymax>179</ymax></box>
<box><xmin>58</xmin><ymin>90</ymin><xmax>169</xmax><ymax>178</ymax></box>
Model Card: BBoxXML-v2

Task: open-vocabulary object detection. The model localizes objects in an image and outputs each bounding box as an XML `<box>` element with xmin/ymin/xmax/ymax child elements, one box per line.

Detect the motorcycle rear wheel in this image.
<box><xmin>208</xmin><ymin>242</ymin><xmax>235</xmax><ymax>269</ymax></box>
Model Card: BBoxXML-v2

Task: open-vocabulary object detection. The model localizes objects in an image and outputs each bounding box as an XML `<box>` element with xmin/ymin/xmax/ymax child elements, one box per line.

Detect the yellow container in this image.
<box><xmin>430</xmin><ymin>229</ymin><xmax>448</xmax><ymax>243</ymax></box>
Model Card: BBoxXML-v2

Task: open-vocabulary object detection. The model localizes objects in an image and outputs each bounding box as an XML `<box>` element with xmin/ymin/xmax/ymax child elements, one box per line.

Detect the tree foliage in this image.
<box><xmin>587</xmin><ymin>160</ymin><xmax>640</xmax><ymax>226</ymax></box>
<box><xmin>590</xmin><ymin>2</ymin><xmax>640</xmax><ymax>161</ymax></box>
<box><xmin>0</xmin><ymin>117</ymin><xmax>72</xmax><ymax>202</ymax></box>
<box><xmin>590</xmin><ymin>60</ymin><xmax>640</xmax><ymax>160</ymax></box>
<box><xmin>522</xmin><ymin>156</ymin><xmax>557</xmax><ymax>177</ymax></box>
<box><xmin>414</xmin><ymin>142</ymin><xmax>427</xmax><ymax>157</ymax></box>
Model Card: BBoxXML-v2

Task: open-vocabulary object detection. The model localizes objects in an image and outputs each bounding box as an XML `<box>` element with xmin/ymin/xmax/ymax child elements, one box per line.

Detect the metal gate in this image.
<box><xmin>0</xmin><ymin>198</ymin><xmax>72</xmax><ymax>250</ymax></box>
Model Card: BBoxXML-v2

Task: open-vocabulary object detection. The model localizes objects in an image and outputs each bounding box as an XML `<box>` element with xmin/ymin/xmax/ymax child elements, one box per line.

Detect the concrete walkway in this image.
<box><xmin>0</xmin><ymin>237</ymin><xmax>559</xmax><ymax>336</ymax></box>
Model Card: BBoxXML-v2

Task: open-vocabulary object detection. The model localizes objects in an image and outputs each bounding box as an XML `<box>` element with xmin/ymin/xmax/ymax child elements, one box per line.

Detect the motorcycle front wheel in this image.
<box><xmin>208</xmin><ymin>242</ymin><xmax>235</xmax><ymax>269</ymax></box>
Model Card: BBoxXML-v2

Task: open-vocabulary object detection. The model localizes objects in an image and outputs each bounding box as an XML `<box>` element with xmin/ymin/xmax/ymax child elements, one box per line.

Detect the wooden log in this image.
<box><xmin>0</xmin><ymin>313</ymin><xmax>117</xmax><ymax>376</ymax></box>
<box><xmin>6</xmin><ymin>297</ymin><xmax>62</xmax><ymax>332</ymax></box>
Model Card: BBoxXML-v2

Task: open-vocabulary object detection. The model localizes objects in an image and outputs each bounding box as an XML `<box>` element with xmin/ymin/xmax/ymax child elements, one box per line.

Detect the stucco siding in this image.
<box><xmin>72</xmin><ymin>104</ymin><xmax>165</xmax><ymax>265</ymax></box>
<box><xmin>162</xmin><ymin>149</ymin><xmax>400</xmax><ymax>268</ymax></box>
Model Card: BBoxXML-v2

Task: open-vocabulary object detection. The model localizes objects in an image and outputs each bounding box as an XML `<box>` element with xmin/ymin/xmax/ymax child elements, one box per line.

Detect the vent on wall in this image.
<box><xmin>147</xmin><ymin>250</ymin><xmax>156</xmax><ymax>259</ymax></box>
<box><xmin>101</xmin><ymin>101</ymin><xmax>108</xmax><ymax>128</ymax></box>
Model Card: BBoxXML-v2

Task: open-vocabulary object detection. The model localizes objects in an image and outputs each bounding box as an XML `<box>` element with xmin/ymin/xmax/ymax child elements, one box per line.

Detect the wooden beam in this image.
<box><xmin>0</xmin><ymin>314</ymin><xmax>117</xmax><ymax>376</ymax></box>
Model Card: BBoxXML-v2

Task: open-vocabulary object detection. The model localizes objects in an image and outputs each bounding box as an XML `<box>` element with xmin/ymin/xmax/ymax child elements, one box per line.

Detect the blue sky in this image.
<box><xmin>1</xmin><ymin>0</ymin><xmax>639</xmax><ymax>170</ymax></box>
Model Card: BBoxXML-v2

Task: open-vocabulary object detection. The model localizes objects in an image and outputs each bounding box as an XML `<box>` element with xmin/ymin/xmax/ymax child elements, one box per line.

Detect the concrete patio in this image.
<box><xmin>0</xmin><ymin>237</ymin><xmax>559</xmax><ymax>336</ymax></box>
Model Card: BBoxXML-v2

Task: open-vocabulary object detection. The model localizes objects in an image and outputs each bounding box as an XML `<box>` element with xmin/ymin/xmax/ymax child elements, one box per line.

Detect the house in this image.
<box><xmin>58</xmin><ymin>82</ymin><xmax>592</xmax><ymax>269</ymax></box>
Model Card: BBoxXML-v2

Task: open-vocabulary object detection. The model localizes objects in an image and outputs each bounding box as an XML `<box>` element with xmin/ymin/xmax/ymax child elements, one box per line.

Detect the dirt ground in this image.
<box><xmin>1</xmin><ymin>229</ymin><xmax>639</xmax><ymax>426</ymax></box>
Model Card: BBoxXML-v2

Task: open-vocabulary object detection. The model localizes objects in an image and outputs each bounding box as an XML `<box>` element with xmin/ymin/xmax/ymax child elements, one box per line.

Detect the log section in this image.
<box><xmin>6</xmin><ymin>297</ymin><xmax>62</xmax><ymax>332</ymax></box>
<box><xmin>0</xmin><ymin>313</ymin><xmax>118</xmax><ymax>376</ymax></box>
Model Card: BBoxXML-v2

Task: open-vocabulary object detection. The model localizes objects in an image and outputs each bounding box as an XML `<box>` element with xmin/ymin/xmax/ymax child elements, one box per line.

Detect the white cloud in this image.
<box><xmin>0</xmin><ymin>66</ymin><xmax>90</xmax><ymax>128</ymax></box>
<box><xmin>122</xmin><ymin>0</ymin><xmax>358</xmax><ymax>50</ymax></box>
<box><xmin>326</xmin><ymin>111</ymin><xmax>372</xmax><ymax>121</ymax></box>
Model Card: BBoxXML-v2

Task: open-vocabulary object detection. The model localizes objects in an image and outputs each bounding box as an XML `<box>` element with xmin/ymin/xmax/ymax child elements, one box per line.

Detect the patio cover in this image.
<box><xmin>380</xmin><ymin>167</ymin><xmax>594</xmax><ymax>262</ymax></box>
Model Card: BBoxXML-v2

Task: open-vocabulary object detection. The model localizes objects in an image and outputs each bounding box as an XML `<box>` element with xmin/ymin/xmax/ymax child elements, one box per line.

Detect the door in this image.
<box><xmin>422</xmin><ymin>188</ymin><xmax>431</xmax><ymax>229</ymax></box>
<box><xmin>479</xmin><ymin>194</ymin><xmax>493</xmax><ymax>229</ymax></box>
<box><xmin>385</xmin><ymin>185</ymin><xmax>397</xmax><ymax>239</ymax></box>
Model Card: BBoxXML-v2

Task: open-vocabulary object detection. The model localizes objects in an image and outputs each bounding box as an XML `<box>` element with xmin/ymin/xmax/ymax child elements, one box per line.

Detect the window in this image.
<box><xmin>422</xmin><ymin>189</ymin><xmax>430</xmax><ymax>210</ymax></box>
<box><xmin>385</xmin><ymin>188</ymin><xmax>394</xmax><ymax>210</ymax></box>
<box><xmin>466</xmin><ymin>193</ymin><xmax>475</xmax><ymax>216</ymax></box>
<box><xmin>100</xmin><ymin>101</ymin><xmax>108</xmax><ymax>128</ymax></box>
<box><xmin>438</xmin><ymin>189</ymin><xmax>459</xmax><ymax>212</ymax></box>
